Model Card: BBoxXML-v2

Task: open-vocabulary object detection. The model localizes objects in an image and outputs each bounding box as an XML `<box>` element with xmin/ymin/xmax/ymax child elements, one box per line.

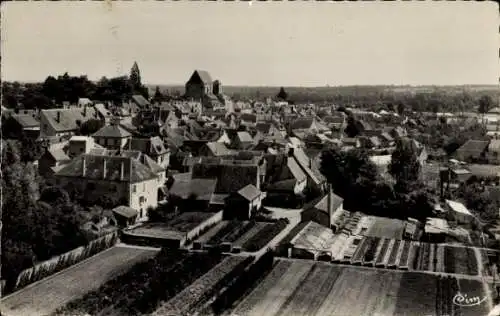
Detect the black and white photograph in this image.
<box><xmin>0</xmin><ymin>1</ymin><xmax>499</xmax><ymax>316</ymax></box>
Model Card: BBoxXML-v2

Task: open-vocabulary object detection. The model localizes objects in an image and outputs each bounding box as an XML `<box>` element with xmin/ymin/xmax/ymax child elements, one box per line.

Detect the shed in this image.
<box><xmin>112</xmin><ymin>205</ymin><xmax>138</xmax><ymax>227</ymax></box>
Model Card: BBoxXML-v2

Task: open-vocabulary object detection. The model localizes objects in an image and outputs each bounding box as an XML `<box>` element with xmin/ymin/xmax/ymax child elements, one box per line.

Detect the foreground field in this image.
<box><xmin>230</xmin><ymin>259</ymin><xmax>492</xmax><ymax>316</ymax></box>
<box><xmin>0</xmin><ymin>245</ymin><xmax>159</xmax><ymax>316</ymax></box>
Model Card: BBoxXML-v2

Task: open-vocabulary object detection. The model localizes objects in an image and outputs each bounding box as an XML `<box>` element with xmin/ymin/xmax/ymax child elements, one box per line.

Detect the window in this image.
<box><xmin>143</xmin><ymin>183</ymin><xmax>146</xmax><ymax>191</ymax></box>
<box><xmin>133</xmin><ymin>185</ymin><xmax>137</xmax><ymax>193</ymax></box>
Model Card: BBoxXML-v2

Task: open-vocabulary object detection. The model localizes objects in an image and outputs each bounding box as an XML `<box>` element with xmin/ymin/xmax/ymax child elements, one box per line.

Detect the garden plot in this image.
<box><xmin>50</xmin><ymin>250</ymin><xmax>224</xmax><ymax>316</ymax></box>
<box><xmin>193</xmin><ymin>221</ymin><xmax>229</xmax><ymax>249</ymax></box>
<box><xmin>363</xmin><ymin>216</ymin><xmax>406</xmax><ymax>239</ymax></box>
<box><xmin>443</xmin><ymin>245</ymin><xmax>479</xmax><ymax>276</ymax></box>
<box><xmin>228</xmin><ymin>260</ymin><xmax>493</xmax><ymax>316</ymax></box>
<box><xmin>1</xmin><ymin>245</ymin><xmax>159</xmax><ymax>316</ymax></box>
<box><xmin>233</xmin><ymin>222</ymin><xmax>273</xmax><ymax>250</ymax></box>
<box><xmin>152</xmin><ymin>256</ymin><xmax>253</xmax><ymax>316</ymax></box>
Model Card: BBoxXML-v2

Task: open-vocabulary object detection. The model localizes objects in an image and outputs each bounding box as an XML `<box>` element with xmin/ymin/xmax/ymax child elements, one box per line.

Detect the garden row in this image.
<box><xmin>223</xmin><ymin>260</ymin><xmax>491</xmax><ymax>316</ymax></box>
<box><xmin>152</xmin><ymin>256</ymin><xmax>254</xmax><ymax>316</ymax></box>
<box><xmin>52</xmin><ymin>249</ymin><xmax>225</xmax><ymax>316</ymax></box>
<box><xmin>193</xmin><ymin>219</ymin><xmax>288</xmax><ymax>253</ymax></box>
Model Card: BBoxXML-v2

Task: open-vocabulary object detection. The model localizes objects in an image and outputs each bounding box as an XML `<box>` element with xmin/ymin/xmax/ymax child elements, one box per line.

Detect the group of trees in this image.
<box><xmin>2</xmin><ymin>62</ymin><xmax>149</xmax><ymax>109</ymax></box>
<box><xmin>1</xmin><ymin>139</ymin><xmax>122</xmax><ymax>291</ymax></box>
<box><xmin>320</xmin><ymin>140</ymin><xmax>434</xmax><ymax>221</ymax></box>
<box><xmin>1</xmin><ymin>140</ymin><xmax>91</xmax><ymax>290</ymax></box>
<box><xmin>453</xmin><ymin>176</ymin><xmax>500</xmax><ymax>224</ymax></box>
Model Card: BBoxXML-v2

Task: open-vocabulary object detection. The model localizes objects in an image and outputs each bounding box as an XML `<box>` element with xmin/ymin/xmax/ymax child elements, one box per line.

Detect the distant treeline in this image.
<box><xmin>3</xmin><ymin>74</ymin><xmax>498</xmax><ymax>113</ymax></box>
<box><xmin>151</xmin><ymin>84</ymin><xmax>499</xmax><ymax>113</ymax></box>
<box><xmin>2</xmin><ymin>73</ymin><xmax>149</xmax><ymax>110</ymax></box>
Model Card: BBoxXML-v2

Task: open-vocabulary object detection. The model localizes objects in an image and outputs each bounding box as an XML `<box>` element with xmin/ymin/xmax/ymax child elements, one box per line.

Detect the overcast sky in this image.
<box><xmin>2</xmin><ymin>1</ymin><xmax>499</xmax><ymax>86</ymax></box>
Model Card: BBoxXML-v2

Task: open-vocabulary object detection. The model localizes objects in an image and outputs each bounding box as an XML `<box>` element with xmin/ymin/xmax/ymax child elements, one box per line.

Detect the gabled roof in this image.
<box><xmin>11</xmin><ymin>114</ymin><xmax>40</xmax><ymax>128</ymax></box>
<box><xmin>287</xmin><ymin>157</ymin><xmax>307</xmax><ymax>182</ymax></box>
<box><xmin>55</xmin><ymin>154</ymin><xmax>158</xmax><ymax>183</ymax></box>
<box><xmin>126</xmin><ymin>137</ymin><xmax>169</xmax><ymax>156</ymax></box>
<box><xmin>168</xmin><ymin>178</ymin><xmax>217</xmax><ymax>201</ymax></box>
<box><xmin>188</xmin><ymin>70</ymin><xmax>213</xmax><ymax>84</ymax></box>
<box><xmin>95</xmin><ymin>103</ymin><xmax>113</xmax><ymax>118</ymax></box>
<box><xmin>112</xmin><ymin>206</ymin><xmax>138</xmax><ymax>219</ymax></box>
<box><xmin>267</xmin><ymin>179</ymin><xmax>297</xmax><ymax>192</ymax></box>
<box><xmin>457</xmin><ymin>140</ymin><xmax>489</xmax><ymax>154</ymax></box>
<box><xmin>292</xmin><ymin>147</ymin><xmax>325</xmax><ymax>185</ymax></box>
<box><xmin>445</xmin><ymin>200</ymin><xmax>473</xmax><ymax>216</ymax></box>
<box><xmin>41</xmin><ymin>107</ymin><xmax>98</xmax><ymax>132</ymax></box>
<box><xmin>92</xmin><ymin>124</ymin><xmax>132</xmax><ymax>138</ymax></box>
<box><xmin>236</xmin><ymin>131</ymin><xmax>253</xmax><ymax>143</ymax></box>
<box><xmin>131</xmin><ymin>95</ymin><xmax>150</xmax><ymax>108</ymax></box>
<box><xmin>205</xmin><ymin>142</ymin><xmax>233</xmax><ymax>156</ymax></box>
<box><xmin>290</xmin><ymin>117</ymin><xmax>314</xmax><ymax>130</ymax></box>
<box><xmin>47</xmin><ymin>142</ymin><xmax>71</xmax><ymax>162</ymax></box>
<box><xmin>314</xmin><ymin>192</ymin><xmax>344</xmax><ymax>214</ymax></box>
<box><xmin>236</xmin><ymin>184</ymin><xmax>261</xmax><ymax>201</ymax></box>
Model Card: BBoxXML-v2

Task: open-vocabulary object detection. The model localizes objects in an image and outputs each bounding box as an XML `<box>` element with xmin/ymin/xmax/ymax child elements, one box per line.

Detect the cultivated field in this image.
<box><xmin>0</xmin><ymin>245</ymin><xmax>159</xmax><ymax>316</ymax></box>
<box><xmin>229</xmin><ymin>259</ymin><xmax>492</xmax><ymax>316</ymax></box>
<box><xmin>52</xmin><ymin>249</ymin><xmax>226</xmax><ymax>316</ymax></box>
<box><xmin>195</xmin><ymin>220</ymin><xmax>287</xmax><ymax>253</ymax></box>
<box><xmin>363</xmin><ymin>217</ymin><xmax>406</xmax><ymax>239</ymax></box>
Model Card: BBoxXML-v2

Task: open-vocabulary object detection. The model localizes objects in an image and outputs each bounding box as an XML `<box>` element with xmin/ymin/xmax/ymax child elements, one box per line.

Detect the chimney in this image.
<box><xmin>327</xmin><ymin>183</ymin><xmax>333</xmax><ymax>228</ymax></box>
<box><xmin>103</xmin><ymin>158</ymin><xmax>107</xmax><ymax>179</ymax></box>
<box><xmin>82</xmin><ymin>156</ymin><xmax>87</xmax><ymax>177</ymax></box>
<box><xmin>120</xmin><ymin>160</ymin><xmax>125</xmax><ymax>181</ymax></box>
<box><xmin>56</xmin><ymin>111</ymin><xmax>61</xmax><ymax>123</ymax></box>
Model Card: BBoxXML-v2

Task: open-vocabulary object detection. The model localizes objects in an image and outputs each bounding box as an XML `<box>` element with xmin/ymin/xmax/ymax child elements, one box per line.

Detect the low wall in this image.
<box><xmin>13</xmin><ymin>232</ymin><xmax>118</xmax><ymax>292</ymax></box>
<box><xmin>185</xmin><ymin>211</ymin><xmax>223</xmax><ymax>241</ymax></box>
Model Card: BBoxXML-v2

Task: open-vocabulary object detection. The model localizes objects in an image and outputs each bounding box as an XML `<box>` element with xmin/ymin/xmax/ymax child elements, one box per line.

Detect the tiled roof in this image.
<box><xmin>48</xmin><ymin>142</ymin><xmax>70</xmax><ymax>162</ymax></box>
<box><xmin>236</xmin><ymin>131</ymin><xmax>253</xmax><ymax>143</ymax></box>
<box><xmin>126</xmin><ymin>137</ymin><xmax>168</xmax><ymax>156</ymax></box>
<box><xmin>314</xmin><ymin>192</ymin><xmax>344</xmax><ymax>214</ymax></box>
<box><xmin>287</xmin><ymin>157</ymin><xmax>307</xmax><ymax>182</ymax></box>
<box><xmin>192</xmin><ymin>161</ymin><xmax>259</xmax><ymax>193</ymax></box>
<box><xmin>206</xmin><ymin>142</ymin><xmax>233</xmax><ymax>156</ymax></box>
<box><xmin>112</xmin><ymin>206</ymin><xmax>138</xmax><ymax>218</ymax></box>
<box><xmin>290</xmin><ymin>118</ymin><xmax>314</xmax><ymax>130</ymax></box>
<box><xmin>267</xmin><ymin>179</ymin><xmax>297</xmax><ymax>192</ymax></box>
<box><xmin>11</xmin><ymin>114</ymin><xmax>40</xmax><ymax>128</ymax></box>
<box><xmin>95</xmin><ymin>103</ymin><xmax>113</xmax><ymax>118</ymax></box>
<box><xmin>168</xmin><ymin>178</ymin><xmax>217</xmax><ymax>201</ymax></box>
<box><xmin>93</xmin><ymin>124</ymin><xmax>132</xmax><ymax>138</ymax></box>
<box><xmin>55</xmin><ymin>153</ymin><xmax>158</xmax><ymax>183</ymax></box>
<box><xmin>457</xmin><ymin>140</ymin><xmax>489</xmax><ymax>154</ymax></box>
<box><xmin>41</xmin><ymin>107</ymin><xmax>98</xmax><ymax>132</ymax></box>
<box><xmin>191</xmin><ymin>70</ymin><xmax>213</xmax><ymax>84</ymax></box>
<box><xmin>131</xmin><ymin>95</ymin><xmax>150</xmax><ymax>108</ymax></box>
<box><xmin>237</xmin><ymin>184</ymin><xmax>261</xmax><ymax>201</ymax></box>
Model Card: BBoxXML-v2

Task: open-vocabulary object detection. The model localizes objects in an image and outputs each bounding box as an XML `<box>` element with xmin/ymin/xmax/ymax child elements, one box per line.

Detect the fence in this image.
<box><xmin>13</xmin><ymin>231</ymin><xmax>118</xmax><ymax>291</ymax></box>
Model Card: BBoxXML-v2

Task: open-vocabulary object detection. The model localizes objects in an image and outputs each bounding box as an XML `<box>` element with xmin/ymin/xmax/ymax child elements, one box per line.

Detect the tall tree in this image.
<box><xmin>389</xmin><ymin>138</ymin><xmax>421</xmax><ymax>192</ymax></box>
<box><xmin>276</xmin><ymin>87</ymin><xmax>288</xmax><ymax>101</ymax></box>
<box><xmin>130</xmin><ymin>61</ymin><xmax>142</xmax><ymax>91</ymax></box>
<box><xmin>344</xmin><ymin>116</ymin><xmax>361</xmax><ymax>138</ymax></box>
<box><xmin>478</xmin><ymin>95</ymin><xmax>495</xmax><ymax>114</ymax></box>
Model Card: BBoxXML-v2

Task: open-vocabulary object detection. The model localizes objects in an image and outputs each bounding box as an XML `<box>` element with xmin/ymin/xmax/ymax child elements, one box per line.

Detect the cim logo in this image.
<box><xmin>452</xmin><ymin>292</ymin><xmax>487</xmax><ymax>307</ymax></box>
